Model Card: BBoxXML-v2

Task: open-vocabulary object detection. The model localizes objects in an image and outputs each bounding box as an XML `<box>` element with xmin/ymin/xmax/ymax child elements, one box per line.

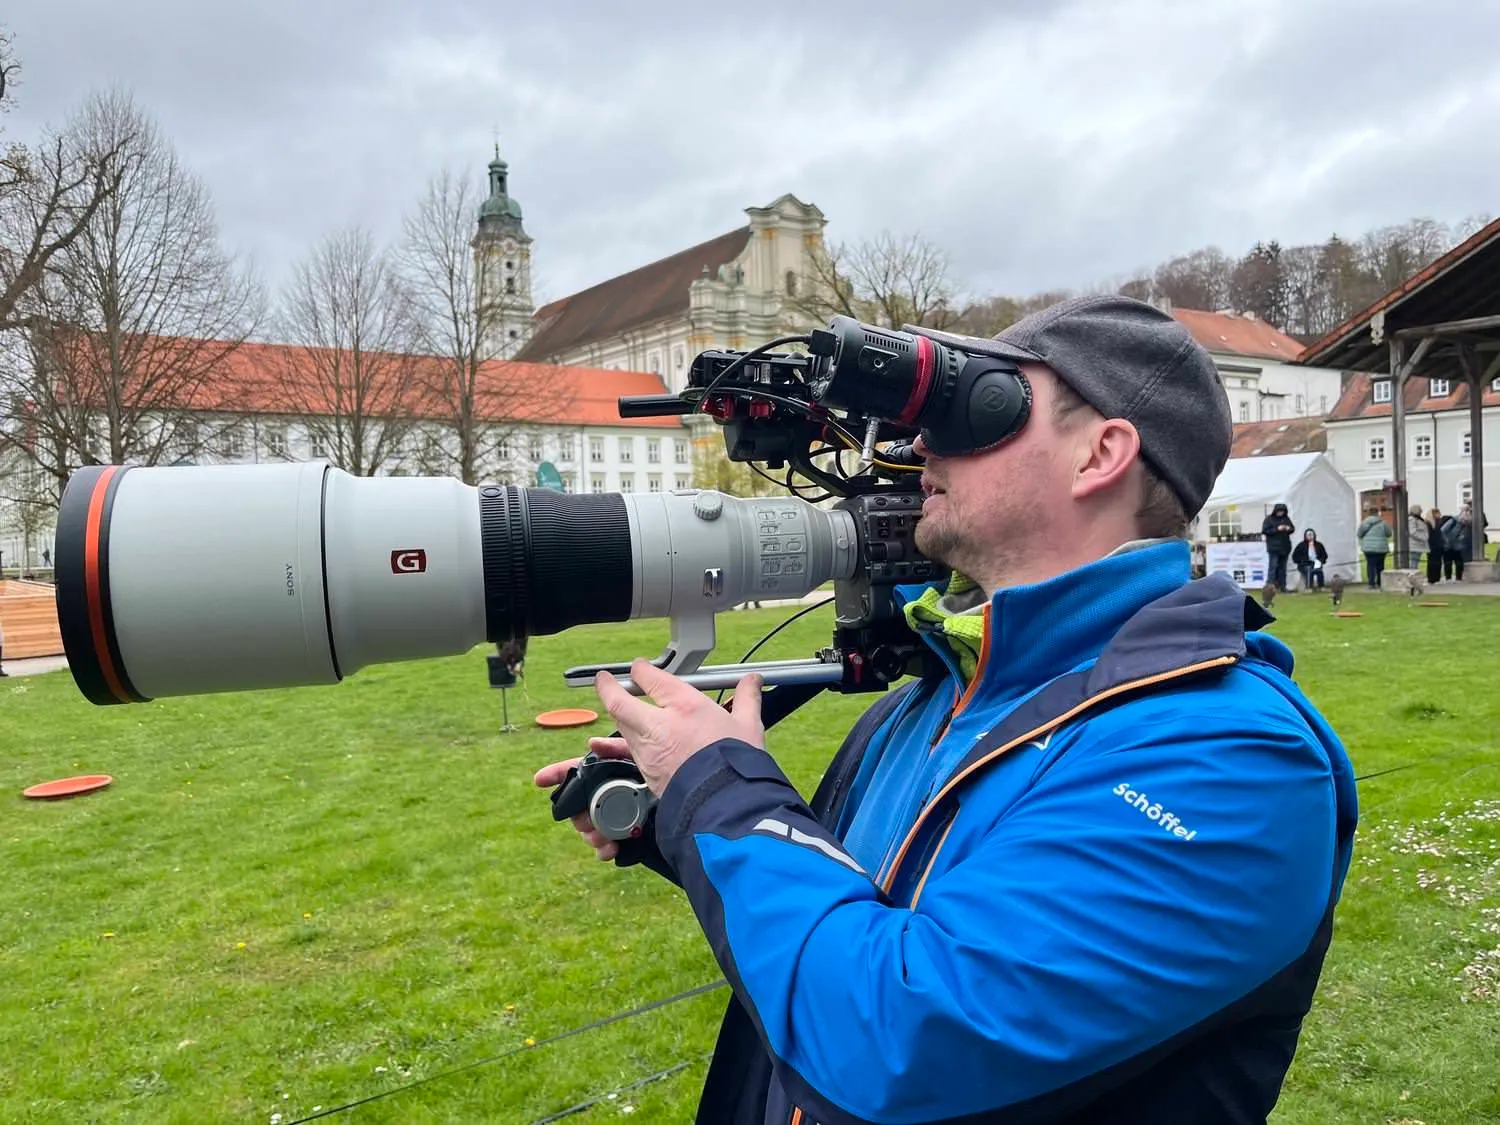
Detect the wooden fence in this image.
<box><xmin>0</xmin><ymin>580</ymin><xmax>64</xmax><ymax>660</ymax></box>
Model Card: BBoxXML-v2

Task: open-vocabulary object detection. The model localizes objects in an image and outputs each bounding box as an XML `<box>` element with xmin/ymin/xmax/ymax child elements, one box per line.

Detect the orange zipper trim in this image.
<box><xmin>880</xmin><ymin>655</ymin><xmax>1238</xmax><ymax>895</ymax></box>
<box><xmin>790</xmin><ymin>1109</ymin><xmax>804</xmax><ymax>1125</ymax></box>
<box><xmin>909</xmin><ymin>816</ymin><xmax>957</xmax><ymax>909</ymax></box>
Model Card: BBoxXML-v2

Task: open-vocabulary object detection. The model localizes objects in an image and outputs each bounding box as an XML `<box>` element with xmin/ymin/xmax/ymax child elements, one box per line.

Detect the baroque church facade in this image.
<box><xmin>472</xmin><ymin>149</ymin><xmax>831</xmax><ymax>395</ymax></box>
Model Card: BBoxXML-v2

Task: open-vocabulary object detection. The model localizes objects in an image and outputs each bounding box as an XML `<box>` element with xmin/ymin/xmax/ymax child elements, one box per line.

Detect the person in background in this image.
<box><xmin>1261</xmin><ymin>503</ymin><xmax>1295</xmax><ymax>593</ymax></box>
<box><xmin>1426</xmin><ymin>508</ymin><xmax>1445</xmax><ymax>584</ymax></box>
<box><xmin>1406</xmin><ymin>503</ymin><xmax>1429</xmax><ymax>571</ymax></box>
<box><xmin>1291</xmin><ymin>528</ymin><xmax>1328</xmax><ymax>591</ymax></box>
<box><xmin>1441</xmin><ymin>504</ymin><xmax>1478</xmax><ymax>581</ymax></box>
<box><xmin>1357</xmin><ymin>505</ymin><xmax>1393</xmax><ymax>589</ymax></box>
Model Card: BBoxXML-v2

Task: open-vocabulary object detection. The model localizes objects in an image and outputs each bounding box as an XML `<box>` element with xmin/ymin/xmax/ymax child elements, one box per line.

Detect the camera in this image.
<box><xmin>54</xmin><ymin>316</ymin><xmax>1032</xmax><ymax>707</ymax></box>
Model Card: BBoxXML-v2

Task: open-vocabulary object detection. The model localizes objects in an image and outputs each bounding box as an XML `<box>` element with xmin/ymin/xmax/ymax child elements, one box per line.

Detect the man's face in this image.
<box><xmin>912</xmin><ymin>364</ymin><xmax>1079</xmax><ymax>585</ymax></box>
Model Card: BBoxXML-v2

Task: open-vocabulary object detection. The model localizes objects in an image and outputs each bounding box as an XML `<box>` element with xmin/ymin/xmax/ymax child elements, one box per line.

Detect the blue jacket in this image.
<box><xmin>644</xmin><ymin>541</ymin><xmax>1358</xmax><ymax>1125</ymax></box>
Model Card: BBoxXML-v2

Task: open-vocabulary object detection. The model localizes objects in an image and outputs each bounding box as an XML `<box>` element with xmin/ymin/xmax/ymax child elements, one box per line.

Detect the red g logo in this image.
<box><xmin>391</xmin><ymin>549</ymin><xmax>427</xmax><ymax>573</ymax></box>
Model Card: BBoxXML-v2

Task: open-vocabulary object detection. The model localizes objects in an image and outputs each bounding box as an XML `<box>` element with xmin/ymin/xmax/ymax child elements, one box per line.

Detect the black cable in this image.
<box><xmin>694</xmin><ymin>336</ymin><xmax>811</xmax><ymax>412</ymax></box>
<box><xmin>282</xmin><ymin>981</ymin><xmax>728</xmax><ymax>1123</ymax></box>
<box><xmin>716</xmin><ymin>596</ymin><xmax>835</xmax><ymax>704</ymax></box>
<box><xmin>530</xmin><ymin>1056</ymin><xmax>710</xmax><ymax>1123</ymax></box>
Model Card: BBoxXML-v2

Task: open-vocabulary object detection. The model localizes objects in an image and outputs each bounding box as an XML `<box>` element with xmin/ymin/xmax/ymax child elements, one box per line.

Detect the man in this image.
<box><xmin>535</xmin><ymin>295</ymin><xmax>1358</xmax><ymax>1125</ymax></box>
<box><xmin>1261</xmin><ymin>503</ymin><xmax>1295</xmax><ymax>592</ymax></box>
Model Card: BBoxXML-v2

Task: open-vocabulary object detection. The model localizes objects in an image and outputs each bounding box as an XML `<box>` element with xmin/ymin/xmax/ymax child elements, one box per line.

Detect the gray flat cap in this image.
<box><xmin>906</xmin><ymin>295</ymin><xmax>1233</xmax><ymax>516</ymax></box>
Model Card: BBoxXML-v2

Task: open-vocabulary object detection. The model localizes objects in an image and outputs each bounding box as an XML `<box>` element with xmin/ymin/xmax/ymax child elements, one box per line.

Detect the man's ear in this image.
<box><xmin>1070</xmin><ymin>418</ymin><xmax>1141</xmax><ymax>502</ymax></box>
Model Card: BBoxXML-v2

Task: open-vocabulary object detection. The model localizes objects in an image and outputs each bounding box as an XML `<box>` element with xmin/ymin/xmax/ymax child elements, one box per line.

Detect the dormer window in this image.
<box><xmin>1372</xmin><ymin>380</ymin><xmax>1392</xmax><ymax>403</ymax></box>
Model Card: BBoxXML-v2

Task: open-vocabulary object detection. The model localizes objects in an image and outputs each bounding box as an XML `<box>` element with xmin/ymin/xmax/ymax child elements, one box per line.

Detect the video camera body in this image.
<box><xmin>54</xmin><ymin>316</ymin><xmax>1033</xmax><ymax>710</ymax></box>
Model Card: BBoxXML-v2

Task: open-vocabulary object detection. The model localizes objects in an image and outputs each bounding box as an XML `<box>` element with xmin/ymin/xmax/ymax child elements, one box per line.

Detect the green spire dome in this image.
<box><xmin>479</xmin><ymin>145</ymin><xmax>524</xmax><ymax>223</ymax></box>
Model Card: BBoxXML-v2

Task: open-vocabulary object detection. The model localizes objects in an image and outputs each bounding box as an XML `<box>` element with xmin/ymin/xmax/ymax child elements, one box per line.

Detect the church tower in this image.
<box><xmin>473</xmin><ymin>145</ymin><xmax>534</xmax><ymax>359</ymax></box>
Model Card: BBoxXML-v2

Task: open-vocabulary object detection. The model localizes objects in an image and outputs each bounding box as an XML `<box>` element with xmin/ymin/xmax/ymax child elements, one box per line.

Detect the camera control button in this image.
<box><xmin>693</xmin><ymin>492</ymin><xmax>724</xmax><ymax>520</ymax></box>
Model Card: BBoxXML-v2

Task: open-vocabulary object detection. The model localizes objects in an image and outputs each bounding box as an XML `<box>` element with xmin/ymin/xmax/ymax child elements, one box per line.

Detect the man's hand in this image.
<box><xmin>533</xmin><ymin>736</ymin><xmax>634</xmax><ymax>861</ymax></box>
<box><xmin>594</xmin><ymin>658</ymin><xmax>764</xmax><ymax>797</ymax></box>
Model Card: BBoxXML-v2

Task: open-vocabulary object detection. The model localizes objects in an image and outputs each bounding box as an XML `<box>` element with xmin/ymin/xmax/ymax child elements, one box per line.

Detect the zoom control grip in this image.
<box><xmin>550</xmin><ymin>753</ymin><xmax>659</xmax><ymax>862</ymax></box>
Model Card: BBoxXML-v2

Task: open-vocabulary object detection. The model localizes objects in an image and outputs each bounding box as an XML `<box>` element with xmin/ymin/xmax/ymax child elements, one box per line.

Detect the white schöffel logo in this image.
<box><xmin>1114</xmin><ymin>782</ymin><xmax>1198</xmax><ymax>841</ymax></box>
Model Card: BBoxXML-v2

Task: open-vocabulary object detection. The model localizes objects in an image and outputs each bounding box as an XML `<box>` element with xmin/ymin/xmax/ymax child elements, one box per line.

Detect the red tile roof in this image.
<box><xmin>1230</xmin><ymin>417</ymin><xmax>1328</xmax><ymax>457</ymax></box>
<box><xmin>1326</xmin><ymin>370</ymin><xmax>1500</xmax><ymax>421</ymax></box>
<box><xmin>43</xmin><ymin>334</ymin><xmax>684</xmax><ymax>429</ymax></box>
<box><xmin>516</xmin><ymin>226</ymin><xmax>752</xmax><ymax>361</ymax></box>
<box><xmin>1172</xmin><ymin>308</ymin><xmax>1307</xmax><ymax>362</ymax></box>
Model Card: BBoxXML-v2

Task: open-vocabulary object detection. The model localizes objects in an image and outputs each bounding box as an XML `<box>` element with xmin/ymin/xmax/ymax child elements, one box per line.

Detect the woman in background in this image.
<box><xmin>1291</xmin><ymin>528</ymin><xmax>1328</xmax><ymax>591</ymax></box>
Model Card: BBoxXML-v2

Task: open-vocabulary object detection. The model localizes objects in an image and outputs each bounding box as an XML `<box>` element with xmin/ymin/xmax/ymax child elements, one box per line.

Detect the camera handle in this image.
<box><xmin>560</xmin><ymin>610</ymin><xmax>849</xmax><ymax>695</ymax></box>
<box><xmin>548</xmin><ymin>678</ymin><xmax>829</xmax><ymax>860</ymax></box>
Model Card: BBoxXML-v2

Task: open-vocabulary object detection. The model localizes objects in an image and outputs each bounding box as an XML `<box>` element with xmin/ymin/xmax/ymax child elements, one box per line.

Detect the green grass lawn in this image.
<box><xmin>3</xmin><ymin>589</ymin><xmax>1499</xmax><ymax>1124</ymax></box>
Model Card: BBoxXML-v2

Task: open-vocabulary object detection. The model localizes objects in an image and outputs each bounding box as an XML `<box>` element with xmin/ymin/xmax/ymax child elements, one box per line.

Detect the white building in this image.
<box><xmin>0</xmin><ymin>344</ymin><xmax>691</xmax><ymax>573</ymax></box>
<box><xmin>509</xmin><ymin>192</ymin><xmax>829</xmax><ymax>394</ymax></box>
<box><xmin>1321</xmin><ymin>371</ymin><xmax>1499</xmax><ymax>523</ymax></box>
<box><xmin>1167</xmin><ymin>307</ymin><xmax>1345</xmax><ymax>423</ymax></box>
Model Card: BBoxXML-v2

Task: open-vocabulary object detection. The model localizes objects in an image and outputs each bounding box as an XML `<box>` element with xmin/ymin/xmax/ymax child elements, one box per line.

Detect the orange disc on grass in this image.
<box><xmin>1332</xmin><ymin>611</ymin><xmax>1364</xmax><ymax>618</ymax></box>
<box><xmin>535</xmin><ymin>708</ymin><xmax>599</xmax><ymax>729</ymax></box>
<box><xmin>23</xmin><ymin>774</ymin><xmax>114</xmax><ymax>799</ymax></box>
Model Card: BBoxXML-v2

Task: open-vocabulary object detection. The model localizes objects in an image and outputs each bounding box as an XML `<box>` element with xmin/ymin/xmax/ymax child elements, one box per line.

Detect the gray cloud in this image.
<box><xmin>5</xmin><ymin>0</ymin><xmax>1497</xmax><ymax>313</ymax></box>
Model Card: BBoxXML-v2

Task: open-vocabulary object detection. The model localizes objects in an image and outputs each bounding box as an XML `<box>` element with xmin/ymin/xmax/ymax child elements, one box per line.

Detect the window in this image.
<box><xmin>496</xmin><ymin>437</ymin><xmax>512</xmax><ymax>460</ymax></box>
<box><xmin>674</xmin><ymin>438</ymin><xmax>689</xmax><ymax>464</ymax></box>
<box><xmin>1459</xmin><ymin>481</ymin><xmax>1472</xmax><ymax>508</ymax></box>
<box><xmin>1366</xmin><ymin>437</ymin><xmax>1386</xmax><ymax>463</ymax></box>
<box><xmin>647</xmin><ymin>351</ymin><xmax>662</xmax><ymax>375</ymax></box>
<box><xmin>1238</xmin><ymin>401</ymin><xmax>1250</xmax><ymax>423</ymax></box>
<box><xmin>505</xmin><ymin>278</ymin><xmax>516</xmax><ymax>294</ymax></box>
<box><xmin>619</xmin><ymin>475</ymin><xmax>634</xmax><ymax>493</ymax></box>
<box><xmin>673</xmin><ymin>345</ymin><xmax>687</xmax><ymax>372</ymax></box>
<box><xmin>219</xmin><ymin>426</ymin><xmax>246</xmax><ymax>457</ymax></box>
<box><xmin>589</xmin><ymin>437</ymin><xmax>604</xmax><ymax>463</ymax></box>
<box><xmin>555</xmin><ymin>434</ymin><xmax>573</xmax><ymax>462</ymax></box>
<box><xmin>1320</xmin><ymin>394</ymin><xmax>1328</xmax><ymax>413</ymax></box>
<box><xmin>1372</xmin><ymin>380</ymin><xmax>1392</xmax><ymax>403</ymax></box>
<box><xmin>1414</xmin><ymin>434</ymin><xmax>1432</xmax><ymax>460</ymax></box>
<box><xmin>264</xmin><ymin>426</ymin><xmax>287</xmax><ymax>458</ymax></box>
<box><xmin>618</xmin><ymin>437</ymin><xmax>633</xmax><ymax>463</ymax></box>
<box><xmin>786</xmin><ymin>270</ymin><xmax>799</xmax><ymax>296</ymax></box>
<box><xmin>590</xmin><ymin>474</ymin><xmax>606</xmax><ymax>494</ymax></box>
<box><xmin>1207</xmin><ymin>509</ymin><xmax>1241</xmax><ymax>540</ymax></box>
<box><xmin>1295</xmin><ymin>395</ymin><xmax>1304</xmax><ymax>414</ymax></box>
<box><xmin>562</xmin><ymin>472</ymin><xmax>575</xmax><ymax>492</ymax></box>
<box><xmin>529</xmin><ymin>434</ymin><xmax>543</xmax><ymax>461</ymax></box>
<box><xmin>1462</xmin><ymin>432</ymin><xmax>1472</xmax><ymax>456</ymax></box>
<box><xmin>308</xmin><ymin>431</ymin><xmax>327</xmax><ymax>459</ymax></box>
<box><xmin>1492</xmin><ymin>377</ymin><xmax>1500</xmax><ymax>393</ymax></box>
<box><xmin>1429</xmin><ymin>379</ymin><xmax>1450</xmax><ymax>397</ymax></box>
<box><xmin>647</xmin><ymin>438</ymin><xmax>660</xmax><ymax>463</ymax></box>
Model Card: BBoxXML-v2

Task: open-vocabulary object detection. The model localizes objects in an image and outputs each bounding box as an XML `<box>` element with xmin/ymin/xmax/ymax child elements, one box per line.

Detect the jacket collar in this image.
<box><xmin>897</xmin><ymin>541</ymin><xmax>1271</xmax><ymax>707</ymax></box>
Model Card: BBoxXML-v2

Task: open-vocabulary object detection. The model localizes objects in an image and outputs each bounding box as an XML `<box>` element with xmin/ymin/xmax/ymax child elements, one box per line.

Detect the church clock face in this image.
<box><xmin>501</xmin><ymin>238</ymin><xmax>517</xmax><ymax>253</ymax></box>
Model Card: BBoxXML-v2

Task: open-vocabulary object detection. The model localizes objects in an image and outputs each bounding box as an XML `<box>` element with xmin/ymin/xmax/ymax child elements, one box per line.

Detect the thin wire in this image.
<box><xmin>716</xmin><ymin>596</ymin><xmax>836</xmax><ymax>704</ymax></box>
<box><xmin>282</xmin><ymin>981</ymin><xmax>728</xmax><ymax>1123</ymax></box>
<box><xmin>530</xmin><ymin>1056</ymin><xmax>710</xmax><ymax>1123</ymax></box>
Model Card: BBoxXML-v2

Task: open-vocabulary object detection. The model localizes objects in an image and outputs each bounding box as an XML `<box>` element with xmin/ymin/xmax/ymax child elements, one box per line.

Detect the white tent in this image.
<box><xmin>1191</xmin><ymin>452</ymin><xmax>1359</xmax><ymax>588</ymax></box>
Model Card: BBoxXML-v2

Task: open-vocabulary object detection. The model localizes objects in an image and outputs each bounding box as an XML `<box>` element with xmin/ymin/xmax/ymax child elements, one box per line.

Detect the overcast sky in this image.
<box><xmin>6</xmin><ymin>0</ymin><xmax>1497</xmax><ymax>310</ymax></box>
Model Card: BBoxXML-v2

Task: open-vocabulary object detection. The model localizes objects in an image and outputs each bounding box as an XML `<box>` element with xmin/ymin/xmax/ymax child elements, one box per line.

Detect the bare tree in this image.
<box><xmin>0</xmin><ymin>89</ymin><xmax>260</xmax><ymax>503</ymax></box>
<box><xmin>0</xmin><ymin>33</ymin><xmax>130</xmax><ymax>333</ymax></box>
<box><xmin>792</xmin><ymin>231</ymin><xmax>958</xmax><ymax>330</ymax></box>
<box><xmin>278</xmin><ymin>225</ymin><xmax>421</xmax><ymax>476</ymax></box>
<box><xmin>397</xmin><ymin>168</ymin><xmax>564</xmax><ymax>484</ymax></box>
